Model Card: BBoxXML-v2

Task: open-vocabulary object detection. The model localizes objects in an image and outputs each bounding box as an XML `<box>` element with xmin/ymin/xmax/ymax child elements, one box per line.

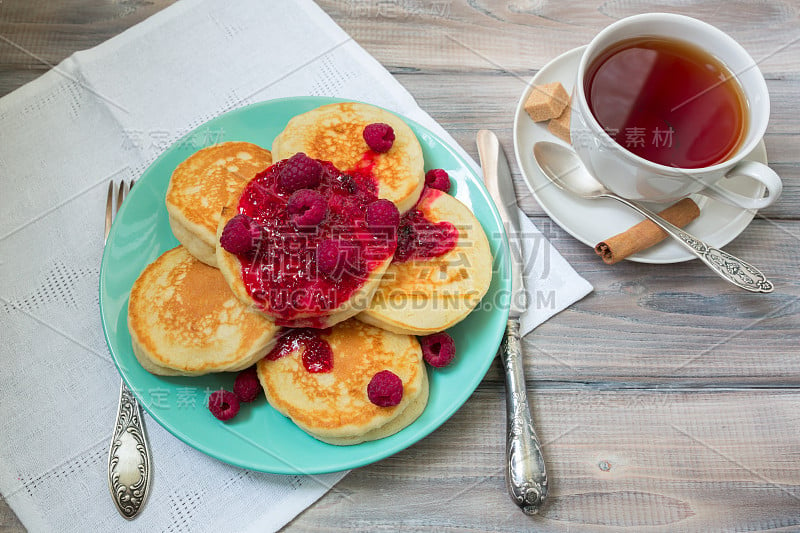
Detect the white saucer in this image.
<box><xmin>512</xmin><ymin>46</ymin><xmax>768</xmax><ymax>264</ymax></box>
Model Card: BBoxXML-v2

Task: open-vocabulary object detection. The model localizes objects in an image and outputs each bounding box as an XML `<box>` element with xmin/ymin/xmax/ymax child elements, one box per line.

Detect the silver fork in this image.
<box><xmin>105</xmin><ymin>180</ymin><xmax>152</xmax><ymax>519</ymax></box>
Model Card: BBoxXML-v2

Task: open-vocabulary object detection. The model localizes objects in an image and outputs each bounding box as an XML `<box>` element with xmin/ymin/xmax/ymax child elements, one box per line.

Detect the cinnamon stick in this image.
<box><xmin>594</xmin><ymin>198</ymin><xmax>700</xmax><ymax>264</ymax></box>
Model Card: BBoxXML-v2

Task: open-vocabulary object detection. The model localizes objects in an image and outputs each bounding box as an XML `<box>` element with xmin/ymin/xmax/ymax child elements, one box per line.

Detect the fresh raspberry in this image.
<box><xmin>316</xmin><ymin>238</ymin><xmax>341</xmax><ymax>276</ymax></box>
<box><xmin>233</xmin><ymin>367</ymin><xmax>261</xmax><ymax>403</ymax></box>
<box><xmin>220</xmin><ymin>214</ymin><xmax>261</xmax><ymax>255</ymax></box>
<box><xmin>208</xmin><ymin>389</ymin><xmax>240</xmax><ymax>421</ymax></box>
<box><xmin>420</xmin><ymin>332</ymin><xmax>456</xmax><ymax>368</ymax></box>
<box><xmin>365</xmin><ymin>199</ymin><xmax>400</xmax><ymax>234</ymax></box>
<box><xmin>367</xmin><ymin>370</ymin><xmax>403</xmax><ymax>407</ymax></box>
<box><xmin>363</xmin><ymin>123</ymin><xmax>395</xmax><ymax>153</ymax></box>
<box><xmin>278</xmin><ymin>152</ymin><xmax>323</xmax><ymax>192</ymax></box>
<box><xmin>316</xmin><ymin>238</ymin><xmax>358</xmax><ymax>278</ymax></box>
<box><xmin>425</xmin><ymin>169</ymin><xmax>451</xmax><ymax>193</ymax></box>
<box><xmin>287</xmin><ymin>189</ymin><xmax>327</xmax><ymax>228</ymax></box>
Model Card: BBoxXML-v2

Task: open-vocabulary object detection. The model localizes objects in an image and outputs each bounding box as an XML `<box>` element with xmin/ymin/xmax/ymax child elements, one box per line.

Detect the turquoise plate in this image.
<box><xmin>100</xmin><ymin>96</ymin><xmax>510</xmax><ymax>474</ymax></box>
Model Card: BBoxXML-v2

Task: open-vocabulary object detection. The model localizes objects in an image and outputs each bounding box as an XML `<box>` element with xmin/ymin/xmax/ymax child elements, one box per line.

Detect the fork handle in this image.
<box><xmin>502</xmin><ymin>319</ymin><xmax>548</xmax><ymax>515</ymax></box>
<box><xmin>107</xmin><ymin>381</ymin><xmax>152</xmax><ymax>519</ymax></box>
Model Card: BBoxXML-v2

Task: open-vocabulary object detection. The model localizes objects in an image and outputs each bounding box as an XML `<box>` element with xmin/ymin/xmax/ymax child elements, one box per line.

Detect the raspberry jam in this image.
<box><xmin>347</xmin><ymin>150</ymin><xmax>380</xmax><ymax>194</ymax></box>
<box><xmin>234</xmin><ymin>158</ymin><xmax>395</xmax><ymax>320</ymax></box>
<box><xmin>266</xmin><ymin>328</ymin><xmax>333</xmax><ymax>373</ymax></box>
<box><xmin>394</xmin><ymin>188</ymin><xmax>458</xmax><ymax>263</ymax></box>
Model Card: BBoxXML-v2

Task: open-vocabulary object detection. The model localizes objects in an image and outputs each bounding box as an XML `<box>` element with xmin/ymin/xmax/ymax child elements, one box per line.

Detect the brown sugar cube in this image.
<box><xmin>547</xmin><ymin>102</ymin><xmax>572</xmax><ymax>143</ymax></box>
<box><xmin>524</xmin><ymin>82</ymin><xmax>569</xmax><ymax>122</ymax></box>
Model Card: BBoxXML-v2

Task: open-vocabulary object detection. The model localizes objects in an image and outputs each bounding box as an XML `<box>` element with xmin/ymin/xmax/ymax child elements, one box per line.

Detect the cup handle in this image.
<box><xmin>698</xmin><ymin>161</ymin><xmax>783</xmax><ymax>210</ymax></box>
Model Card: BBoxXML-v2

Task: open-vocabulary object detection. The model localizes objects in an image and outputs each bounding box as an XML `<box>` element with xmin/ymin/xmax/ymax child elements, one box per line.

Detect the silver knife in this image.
<box><xmin>476</xmin><ymin>129</ymin><xmax>548</xmax><ymax>515</ymax></box>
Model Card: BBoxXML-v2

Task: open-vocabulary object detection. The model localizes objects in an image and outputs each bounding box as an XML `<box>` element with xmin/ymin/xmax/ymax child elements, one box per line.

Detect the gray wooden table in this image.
<box><xmin>2</xmin><ymin>1</ymin><xmax>799</xmax><ymax>531</ymax></box>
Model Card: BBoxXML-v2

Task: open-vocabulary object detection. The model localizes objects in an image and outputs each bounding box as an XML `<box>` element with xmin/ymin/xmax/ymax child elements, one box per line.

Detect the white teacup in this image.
<box><xmin>570</xmin><ymin>13</ymin><xmax>782</xmax><ymax>210</ymax></box>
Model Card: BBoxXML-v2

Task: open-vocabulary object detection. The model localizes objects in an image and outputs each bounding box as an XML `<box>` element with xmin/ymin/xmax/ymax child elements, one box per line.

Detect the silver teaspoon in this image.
<box><xmin>533</xmin><ymin>141</ymin><xmax>773</xmax><ymax>293</ymax></box>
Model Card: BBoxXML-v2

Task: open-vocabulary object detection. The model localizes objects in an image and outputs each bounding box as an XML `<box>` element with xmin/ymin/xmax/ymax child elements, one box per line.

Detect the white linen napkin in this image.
<box><xmin>0</xmin><ymin>0</ymin><xmax>591</xmax><ymax>531</ymax></box>
<box><xmin>517</xmin><ymin>209</ymin><xmax>593</xmax><ymax>335</ymax></box>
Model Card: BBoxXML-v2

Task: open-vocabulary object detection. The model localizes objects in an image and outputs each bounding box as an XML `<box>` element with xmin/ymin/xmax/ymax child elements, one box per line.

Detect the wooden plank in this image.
<box><xmin>317</xmin><ymin>0</ymin><xmax>800</xmax><ymax>75</ymax></box>
<box><xmin>286</xmin><ymin>387</ymin><xmax>800</xmax><ymax>532</ymax></box>
<box><xmin>0</xmin><ymin>493</ymin><xmax>23</xmax><ymax>532</ymax></box>
<box><xmin>0</xmin><ymin>68</ymin><xmax>45</xmax><ymax>97</ymax></box>
<box><xmin>2</xmin><ymin>1</ymin><xmax>798</xmax><ymax>88</ymax></box>
<box><xmin>497</xmin><ymin>217</ymin><xmax>800</xmax><ymax>387</ymax></box>
<box><xmin>0</xmin><ymin>1</ymin><xmax>176</xmax><ymax>70</ymax></box>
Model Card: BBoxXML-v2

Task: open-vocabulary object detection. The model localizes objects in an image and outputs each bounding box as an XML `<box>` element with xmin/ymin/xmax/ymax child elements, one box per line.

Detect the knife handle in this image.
<box><xmin>501</xmin><ymin>319</ymin><xmax>548</xmax><ymax>515</ymax></box>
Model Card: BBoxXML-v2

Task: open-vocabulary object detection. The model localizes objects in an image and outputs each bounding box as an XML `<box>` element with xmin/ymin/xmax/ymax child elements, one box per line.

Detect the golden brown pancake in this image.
<box><xmin>272</xmin><ymin>102</ymin><xmax>425</xmax><ymax>213</ymax></box>
<box><xmin>166</xmin><ymin>142</ymin><xmax>272</xmax><ymax>266</ymax></box>
<box><xmin>128</xmin><ymin>246</ymin><xmax>278</xmax><ymax>376</ymax></box>
<box><xmin>357</xmin><ymin>188</ymin><xmax>493</xmax><ymax>335</ymax></box>
<box><xmin>256</xmin><ymin>319</ymin><xmax>428</xmax><ymax>445</ymax></box>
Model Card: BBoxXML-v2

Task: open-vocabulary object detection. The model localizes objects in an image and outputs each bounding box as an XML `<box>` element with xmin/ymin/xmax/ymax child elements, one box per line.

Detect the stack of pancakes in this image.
<box><xmin>128</xmin><ymin>102</ymin><xmax>493</xmax><ymax>445</ymax></box>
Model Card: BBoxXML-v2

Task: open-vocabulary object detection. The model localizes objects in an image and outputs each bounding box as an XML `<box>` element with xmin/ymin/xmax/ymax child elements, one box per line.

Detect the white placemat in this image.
<box><xmin>0</xmin><ymin>1</ymin><xmax>591</xmax><ymax>531</ymax></box>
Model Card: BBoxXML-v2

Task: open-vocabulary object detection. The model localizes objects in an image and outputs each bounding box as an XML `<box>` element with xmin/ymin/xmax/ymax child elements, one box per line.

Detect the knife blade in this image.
<box><xmin>476</xmin><ymin>129</ymin><xmax>548</xmax><ymax>515</ymax></box>
<box><xmin>476</xmin><ymin>131</ymin><xmax>527</xmax><ymax>316</ymax></box>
